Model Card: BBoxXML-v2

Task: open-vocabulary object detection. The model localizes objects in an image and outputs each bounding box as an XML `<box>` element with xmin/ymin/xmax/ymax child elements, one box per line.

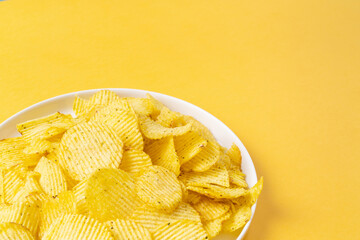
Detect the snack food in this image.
<box><xmin>0</xmin><ymin>90</ymin><xmax>262</xmax><ymax>239</ymax></box>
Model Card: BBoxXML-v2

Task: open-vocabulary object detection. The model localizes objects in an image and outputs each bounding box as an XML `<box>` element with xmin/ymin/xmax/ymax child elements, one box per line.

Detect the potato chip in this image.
<box><xmin>130</xmin><ymin>202</ymin><xmax>201</xmax><ymax>233</ymax></box>
<box><xmin>222</xmin><ymin>204</ymin><xmax>252</xmax><ymax>232</ymax></box>
<box><xmin>144</xmin><ymin>137</ymin><xmax>180</xmax><ymax>176</ymax></box>
<box><xmin>181</xmin><ymin>141</ymin><xmax>220</xmax><ymax>172</ymax></box>
<box><xmin>179</xmin><ymin>181</ymin><xmax>188</xmax><ymax>201</ymax></box>
<box><xmin>119</xmin><ymin>149</ymin><xmax>152</xmax><ymax>175</ymax></box>
<box><xmin>0</xmin><ymin>201</ymin><xmax>40</xmax><ymax>236</ymax></box>
<box><xmin>72</xmin><ymin>178</ymin><xmax>88</xmax><ymax>215</ymax></box>
<box><xmin>247</xmin><ymin>176</ymin><xmax>263</xmax><ymax>205</ymax></box>
<box><xmin>0</xmin><ymin>222</ymin><xmax>35</xmax><ymax>240</ymax></box>
<box><xmin>85</xmin><ymin>168</ymin><xmax>142</xmax><ymax>222</ymax></box>
<box><xmin>23</xmin><ymin>192</ymin><xmax>49</xmax><ymax>207</ymax></box>
<box><xmin>153</xmin><ymin>219</ymin><xmax>208</xmax><ymax>240</ymax></box>
<box><xmin>156</xmin><ymin>107</ymin><xmax>182</xmax><ymax>127</ymax></box>
<box><xmin>39</xmin><ymin>191</ymin><xmax>77</xmax><ymax>238</ymax></box>
<box><xmin>187</xmin><ymin>184</ymin><xmax>247</xmax><ymax>199</ymax></box>
<box><xmin>23</xmin><ymin>139</ymin><xmax>52</xmax><ymax>155</ymax></box>
<box><xmin>126</xmin><ymin>97</ymin><xmax>155</xmax><ymax>116</ymax></box>
<box><xmin>23</xmin><ymin>172</ymin><xmax>43</xmax><ymax>195</ymax></box>
<box><xmin>202</xmin><ymin>210</ymin><xmax>231</xmax><ymax>238</ymax></box>
<box><xmin>174</xmin><ymin>131</ymin><xmax>208</xmax><ymax>164</ymax></box>
<box><xmin>42</xmin><ymin>213</ymin><xmax>113</xmax><ymax>240</ymax></box>
<box><xmin>182</xmin><ymin>116</ymin><xmax>217</xmax><ymax>142</ymax></box>
<box><xmin>139</xmin><ymin>115</ymin><xmax>192</xmax><ymax>139</ymax></box>
<box><xmin>0</xmin><ymin>137</ymin><xmax>40</xmax><ymax>169</ymax></box>
<box><xmin>227</xmin><ymin>143</ymin><xmax>242</xmax><ymax>167</ymax></box>
<box><xmin>92</xmin><ymin>104</ymin><xmax>143</xmax><ymax>150</ymax></box>
<box><xmin>35</xmin><ymin>157</ymin><xmax>67</xmax><ymax>197</ymax></box>
<box><xmin>0</xmin><ymin>170</ymin><xmax>3</xmax><ymax>204</ymax></box>
<box><xmin>146</xmin><ymin>94</ymin><xmax>165</xmax><ymax>119</ymax></box>
<box><xmin>59</xmin><ymin>121</ymin><xmax>124</xmax><ymax>181</ymax></box>
<box><xmin>184</xmin><ymin>191</ymin><xmax>202</xmax><ymax>205</ymax></box>
<box><xmin>192</xmin><ymin>196</ymin><xmax>230</xmax><ymax>221</ymax></box>
<box><xmin>136</xmin><ymin>166</ymin><xmax>182</xmax><ymax>212</ymax></box>
<box><xmin>179</xmin><ymin>162</ymin><xmax>230</xmax><ymax>188</ymax></box>
<box><xmin>105</xmin><ymin>219</ymin><xmax>152</xmax><ymax>240</ymax></box>
<box><xmin>3</xmin><ymin>169</ymin><xmax>26</xmax><ymax>204</ymax></box>
<box><xmin>228</xmin><ymin>167</ymin><xmax>248</xmax><ymax>188</ymax></box>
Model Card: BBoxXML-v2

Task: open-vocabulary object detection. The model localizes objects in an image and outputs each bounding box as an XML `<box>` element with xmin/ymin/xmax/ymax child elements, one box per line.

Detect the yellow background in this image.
<box><xmin>0</xmin><ymin>1</ymin><xmax>359</xmax><ymax>239</ymax></box>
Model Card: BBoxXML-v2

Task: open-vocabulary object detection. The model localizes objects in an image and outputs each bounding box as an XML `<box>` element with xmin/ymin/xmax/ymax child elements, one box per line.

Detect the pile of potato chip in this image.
<box><xmin>0</xmin><ymin>90</ymin><xmax>263</xmax><ymax>240</ymax></box>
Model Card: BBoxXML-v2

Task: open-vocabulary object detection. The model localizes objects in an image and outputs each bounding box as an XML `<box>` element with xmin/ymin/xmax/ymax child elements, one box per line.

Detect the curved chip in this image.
<box><xmin>0</xmin><ymin>201</ymin><xmax>40</xmax><ymax>236</ymax></box>
<box><xmin>119</xmin><ymin>149</ymin><xmax>152</xmax><ymax>175</ymax></box>
<box><xmin>139</xmin><ymin>115</ymin><xmax>191</xmax><ymax>140</ymax></box>
<box><xmin>156</xmin><ymin>107</ymin><xmax>182</xmax><ymax>127</ymax></box>
<box><xmin>0</xmin><ymin>222</ymin><xmax>35</xmax><ymax>240</ymax></box>
<box><xmin>187</xmin><ymin>184</ymin><xmax>247</xmax><ymax>199</ymax></box>
<box><xmin>136</xmin><ymin>166</ymin><xmax>182</xmax><ymax>212</ymax></box>
<box><xmin>153</xmin><ymin>220</ymin><xmax>208</xmax><ymax>240</ymax></box>
<box><xmin>144</xmin><ymin>137</ymin><xmax>180</xmax><ymax>176</ymax></box>
<box><xmin>146</xmin><ymin>94</ymin><xmax>165</xmax><ymax>119</ymax></box>
<box><xmin>42</xmin><ymin>213</ymin><xmax>114</xmax><ymax>240</ymax></box>
<box><xmin>203</xmin><ymin>210</ymin><xmax>232</xmax><ymax>238</ymax></box>
<box><xmin>247</xmin><ymin>176</ymin><xmax>263</xmax><ymax>205</ymax></box>
<box><xmin>174</xmin><ymin>131</ymin><xmax>208</xmax><ymax>164</ymax></box>
<box><xmin>192</xmin><ymin>196</ymin><xmax>230</xmax><ymax>221</ymax></box>
<box><xmin>227</xmin><ymin>143</ymin><xmax>242</xmax><ymax>167</ymax></box>
<box><xmin>130</xmin><ymin>202</ymin><xmax>201</xmax><ymax>233</ymax></box>
<box><xmin>222</xmin><ymin>204</ymin><xmax>252</xmax><ymax>232</ymax></box>
<box><xmin>183</xmin><ymin>191</ymin><xmax>202</xmax><ymax>205</ymax></box>
<box><xmin>35</xmin><ymin>156</ymin><xmax>67</xmax><ymax>197</ymax></box>
<box><xmin>181</xmin><ymin>141</ymin><xmax>220</xmax><ymax>172</ymax></box>
<box><xmin>179</xmin><ymin>162</ymin><xmax>230</xmax><ymax>188</ymax></box>
<box><xmin>72</xmin><ymin>178</ymin><xmax>88</xmax><ymax>215</ymax></box>
<box><xmin>105</xmin><ymin>219</ymin><xmax>152</xmax><ymax>240</ymax></box>
<box><xmin>59</xmin><ymin>121</ymin><xmax>124</xmax><ymax>181</ymax></box>
<box><xmin>92</xmin><ymin>104</ymin><xmax>144</xmax><ymax>150</ymax></box>
<box><xmin>182</xmin><ymin>116</ymin><xmax>217</xmax><ymax>142</ymax></box>
<box><xmin>228</xmin><ymin>167</ymin><xmax>248</xmax><ymax>188</ymax></box>
<box><xmin>3</xmin><ymin>169</ymin><xmax>26</xmax><ymax>204</ymax></box>
<box><xmin>85</xmin><ymin>168</ymin><xmax>142</xmax><ymax>222</ymax></box>
<box><xmin>126</xmin><ymin>97</ymin><xmax>155</xmax><ymax>116</ymax></box>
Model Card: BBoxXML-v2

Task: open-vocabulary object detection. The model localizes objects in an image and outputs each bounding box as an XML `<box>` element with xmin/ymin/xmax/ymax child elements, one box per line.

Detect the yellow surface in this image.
<box><xmin>0</xmin><ymin>1</ymin><xmax>359</xmax><ymax>239</ymax></box>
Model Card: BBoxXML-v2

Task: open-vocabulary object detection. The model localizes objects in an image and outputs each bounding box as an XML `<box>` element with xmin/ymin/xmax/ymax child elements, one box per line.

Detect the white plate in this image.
<box><xmin>0</xmin><ymin>88</ymin><xmax>258</xmax><ymax>240</ymax></box>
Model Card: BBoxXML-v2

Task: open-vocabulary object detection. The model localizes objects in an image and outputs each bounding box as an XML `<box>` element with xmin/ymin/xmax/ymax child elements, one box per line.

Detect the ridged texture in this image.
<box><xmin>85</xmin><ymin>168</ymin><xmax>142</xmax><ymax>222</ymax></box>
<box><xmin>179</xmin><ymin>162</ymin><xmax>230</xmax><ymax>188</ymax></box>
<box><xmin>174</xmin><ymin>131</ymin><xmax>208</xmax><ymax>164</ymax></box>
<box><xmin>126</xmin><ymin>97</ymin><xmax>155</xmax><ymax>116</ymax></box>
<box><xmin>23</xmin><ymin>172</ymin><xmax>43</xmax><ymax>195</ymax></box>
<box><xmin>130</xmin><ymin>202</ymin><xmax>201</xmax><ymax>233</ymax></box>
<box><xmin>139</xmin><ymin>115</ymin><xmax>191</xmax><ymax>140</ymax></box>
<box><xmin>42</xmin><ymin>213</ymin><xmax>114</xmax><ymax>240</ymax></box>
<box><xmin>182</xmin><ymin>116</ymin><xmax>217</xmax><ymax>142</ymax></box>
<box><xmin>73</xmin><ymin>178</ymin><xmax>88</xmax><ymax>215</ymax></box>
<box><xmin>0</xmin><ymin>222</ymin><xmax>35</xmax><ymax>240</ymax></box>
<box><xmin>120</xmin><ymin>149</ymin><xmax>152</xmax><ymax>175</ymax></box>
<box><xmin>181</xmin><ymin>141</ymin><xmax>220</xmax><ymax>172</ymax></box>
<box><xmin>35</xmin><ymin>157</ymin><xmax>68</xmax><ymax>197</ymax></box>
<box><xmin>3</xmin><ymin>170</ymin><xmax>26</xmax><ymax>204</ymax></box>
<box><xmin>183</xmin><ymin>191</ymin><xmax>202</xmax><ymax>205</ymax></box>
<box><xmin>23</xmin><ymin>139</ymin><xmax>52</xmax><ymax>154</ymax></box>
<box><xmin>39</xmin><ymin>191</ymin><xmax>77</xmax><ymax>238</ymax></box>
<box><xmin>192</xmin><ymin>197</ymin><xmax>230</xmax><ymax>221</ymax></box>
<box><xmin>146</xmin><ymin>94</ymin><xmax>164</xmax><ymax>119</ymax></box>
<box><xmin>0</xmin><ymin>170</ymin><xmax>4</xmax><ymax>203</ymax></box>
<box><xmin>0</xmin><ymin>201</ymin><xmax>40</xmax><ymax>236</ymax></box>
<box><xmin>187</xmin><ymin>184</ymin><xmax>247</xmax><ymax>199</ymax></box>
<box><xmin>92</xmin><ymin>104</ymin><xmax>144</xmax><ymax>150</ymax></box>
<box><xmin>228</xmin><ymin>167</ymin><xmax>248</xmax><ymax>188</ymax></box>
<box><xmin>59</xmin><ymin>121</ymin><xmax>124</xmax><ymax>181</ymax></box>
<box><xmin>0</xmin><ymin>137</ymin><xmax>40</xmax><ymax>169</ymax></box>
<box><xmin>144</xmin><ymin>137</ymin><xmax>180</xmax><ymax>176</ymax></box>
<box><xmin>156</xmin><ymin>107</ymin><xmax>182</xmax><ymax>127</ymax></box>
<box><xmin>226</xmin><ymin>143</ymin><xmax>242</xmax><ymax>167</ymax></box>
<box><xmin>136</xmin><ymin>166</ymin><xmax>182</xmax><ymax>212</ymax></box>
<box><xmin>105</xmin><ymin>219</ymin><xmax>152</xmax><ymax>240</ymax></box>
<box><xmin>152</xmin><ymin>220</ymin><xmax>208</xmax><ymax>240</ymax></box>
<box><xmin>222</xmin><ymin>204</ymin><xmax>252</xmax><ymax>232</ymax></box>
<box><xmin>202</xmin><ymin>210</ymin><xmax>232</xmax><ymax>238</ymax></box>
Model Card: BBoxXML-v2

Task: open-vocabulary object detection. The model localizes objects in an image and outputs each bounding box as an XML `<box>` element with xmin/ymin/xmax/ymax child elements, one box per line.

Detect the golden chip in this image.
<box><xmin>105</xmin><ymin>219</ymin><xmax>152</xmax><ymax>240</ymax></box>
<box><xmin>184</xmin><ymin>191</ymin><xmax>202</xmax><ymax>205</ymax></box>
<box><xmin>144</xmin><ymin>137</ymin><xmax>180</xmax><ymax>176</ymax></box>
<box><xmin>174</xmin><ymin>131</ymin><xmax>208</xmax><ymax>164</ymax></box>
<box><xmin>85</xmin><ymin>168</ymin><xmax>142</xmax><ymax>222</ymax></box>
<box><xmin>0</xmin><ymin>201</ymin><xmax>40</xmax><ymax>236</ymax></box>
<box><xmin>192</xmin><ymin>196</ymin><xmax>230</xmax><ymax>221</ymax></box>
<box><xmin>23</xmin><ymin>139</ymin><xmax>52</xmax><ymax>155</ymax></box>
<box><xmin>227</xmin><ymin>143</ymin><xmax>242</xmax><ymax>167</ymax></box>
<box><xmin>228</xmin><ymin>167</ymin><xmax>248</xmax><ymax>188</ymax></box>
<box><xmin>3</xmin><ymin>169</ymin><xmax>27</xmax><ymax>204</ymax></box>
<box><xmin>136</xmin><ymin>166</ymin><xmax>182</xmax><ymax>212</ymax></box>
<box><xmin>156</xmin><ymin>107</ymin><xmax>182</xmax><ymax>127</ymax></box>
<box><xmin>119</xmin><ymin>149</ymin><xmax>152</xmax><ymax>175</ymax></box>
<box><xmin>139</xmin><ymin>115</ymin><xmax>192</xmax><ymax>139</ymax></box>
<box><xmin>181</xmin><ymin>141</ymin><xmax>220</xmax><ymax>172</ymax></box>
<box><xmin>72</xmin><ymin>178</ymin><xmax>88</xmax><ymax>215</ymax></box>
<box><xmin>39</xmin><ymin>191</ymin><xmax>77</xmax><ymax>238</ymax></box>
<box><xmin>126</xmin><ymin>97</ymin><xmax>155</xmax><ymax>116</ymax></box>
<box><xmin>247</xmin><ymin>176</ymin><xmax>264</xmax><ymax>205</ymax></box>
<box><xmin>222</xmin><ymin>204</ymin><xmax>252</xmax><ymax>232</ymax></box>
<box><xmin>179</xmin><ymin>162</ymin><xmax>230</xmax><ymax>188</ymax></box>
<box><xmin>59</xmin><ymin>121</ymin><xmax>124</xmax><ymax>181</ymax></box>
<box><xmin>0</xmin><ymin>222</ymin><xmax>35</xmax><ymax>240</ymax></box>
<box><xmin>130</xmin><ymin>202</ymin><xmax>201</xmax><ymax>233</ymax></box>
<box><xmin>92</xmin><ymin>103</ymin><xmax>144</xmax><ymax>150</ymax></box>
<box><xmin>42</xmin><ymin>213</ymin><xmax>114</xmax><ymax>240</ymax></box>
<box><xmin>35</xmin><ymin>156</ymin><xmax>68</xmax><ymax>197</ymax></box>
<box><xmin>146</xmin><ymin>94</ymin><xmax>165</xmax><ymax>119</ymax></box>
<box><xmin>202</xmin><ymin>210</ymin><xmax>232</xmax><ymax>238</ymax></box>
<box><xmin>153</xmin><ymin>220</ymin><xmax>208</xmax><ymax>240</ymax></box>
<box><xmin>0</xmin><ymin>170</ymin><xmax>4</xmax><ymax>204</ymax></box>
<box><xmin>187</xmin><ymin>184</ymin><xmax>247</xmax><ymax>199</ymax></box>
<box><xmin>182</xmin><ymin>116</ymin><xmax>217</xmax><ymax>142</ymax></box>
